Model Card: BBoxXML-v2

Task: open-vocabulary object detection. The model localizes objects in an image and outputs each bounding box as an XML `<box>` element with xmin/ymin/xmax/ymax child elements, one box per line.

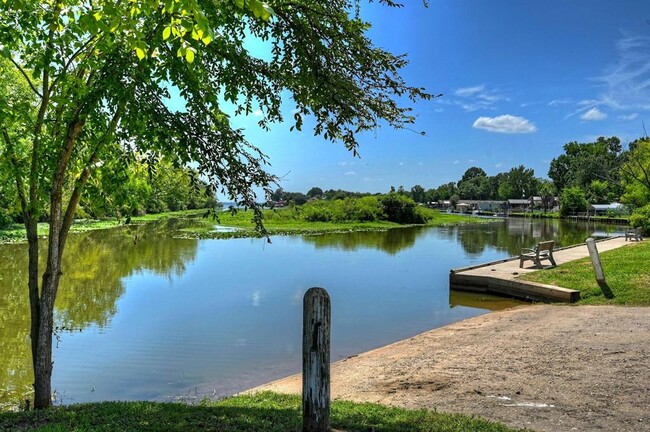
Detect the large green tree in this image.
<box><xmin>497</xmin><ymin>165</ymin><xmax>539</xmax><ymax>200</ymax></box>
<box><xmin>0</xmin><ymin>0</ymin><xmax>433</xmax><ymax>408</ymax></box>
<box><xmin>548</xmin><ymin>136</ymin><xmax>624</xmax><ymax>198</ymax></box>
<box><xmin>620</xmin><ymin>137</ymin><xmax>650</xmax><ymax>207</ymax></box>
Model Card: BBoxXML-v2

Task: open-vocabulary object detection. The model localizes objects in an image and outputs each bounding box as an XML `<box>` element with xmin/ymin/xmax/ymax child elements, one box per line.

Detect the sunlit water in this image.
<box><xmin>0</xmin><ymin>217</ymin><xmax>625</xmax><ymax>408</ymax></box>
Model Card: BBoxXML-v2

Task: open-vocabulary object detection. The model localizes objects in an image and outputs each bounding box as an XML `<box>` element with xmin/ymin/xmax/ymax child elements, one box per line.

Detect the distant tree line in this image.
<box><xmin>0</xmin><ymin>156</ymin><xmax>218</xmax><ymax>227</ymax></box>
<box><xmin>268</xmin><ymin>135</ymin><xmax>650</xmax><ymax>231</ymax></box>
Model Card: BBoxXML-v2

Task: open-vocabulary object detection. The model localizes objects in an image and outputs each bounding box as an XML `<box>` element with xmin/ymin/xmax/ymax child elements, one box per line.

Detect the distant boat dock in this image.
<box><xmin>449</xmin><ymin>237</ymin><xmax>629</xmax><ymax>302</ymax></box>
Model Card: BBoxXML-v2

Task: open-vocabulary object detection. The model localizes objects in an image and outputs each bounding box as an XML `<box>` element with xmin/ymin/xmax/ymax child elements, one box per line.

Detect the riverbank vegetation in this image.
<box><xmin>302</xmin><ymin>136</ymin><xmax>646</xmax><ymax>232</ymax></box>
<box><xmin>520</xmin><ymin>241</ymin><xmax>650</xmax><ymax>305</ymax></box>
<box><xmin>1</xmin><ymin>196</ymin><xmax>489</xmax><ymax>244</ymax></box>
<box><xmin>186</xmin><ymin>196</ymin><xmax>489</xmax><ymax>240</ymax></box>
<box><xmin>0</xmin><ymin>209</ymin><xmax>207</xmax><ymax>244</ymax></box>
<box><xmin>0</xmin><ymin>391</ymin><xmax>522</xmax><ymax>432</ymax></box>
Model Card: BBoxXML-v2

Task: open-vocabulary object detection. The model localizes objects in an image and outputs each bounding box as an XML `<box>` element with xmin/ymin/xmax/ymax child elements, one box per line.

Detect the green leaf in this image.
<box><xmin>93</xmin><ymin>11</ymin><xmax>102</xmax><ymax>21</ymax></box>
<box><xmin>135</xmin><ymin>47</ymin><xmax>146</xmax><ymax>60</ymax></box>
<box><xmin>185</xmin><ymin>49</ymin><xmax>195</xmax><ymax>63</ymax></box>
<box><xmin>201</xmin><ymin>34</ymin><xmax>212</xmax><ymax>46</ymax></box>
<box><xmin>162</xmin><ymin>26</ymin><xmax>171</xmax><ymax>40</ymax></box>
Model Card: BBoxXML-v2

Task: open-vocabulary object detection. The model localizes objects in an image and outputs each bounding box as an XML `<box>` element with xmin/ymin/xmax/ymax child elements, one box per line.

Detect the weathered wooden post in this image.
<box><xmin>586</xmin><ymin>238</ymin><xmax>614</xmax><ymax>299</ymax></box>
<box><xmin>303</xmin><ymin>287</ymin><xmax>331</xmax><ymax>432</ymax></box>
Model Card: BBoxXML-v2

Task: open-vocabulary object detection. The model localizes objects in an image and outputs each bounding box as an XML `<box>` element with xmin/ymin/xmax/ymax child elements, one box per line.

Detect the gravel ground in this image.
<box><xmin>251</xmin><ymin>305</ymin><xmax>650</xmax><ymax>432</ymax></box>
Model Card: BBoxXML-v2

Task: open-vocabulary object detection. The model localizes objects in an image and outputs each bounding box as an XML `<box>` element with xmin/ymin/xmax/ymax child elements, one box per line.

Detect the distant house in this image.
<box><xmin>456</xmin><ymin>200</ymin><xmax>505</xmax><ymax>212</ymax></box>
<box><xmin>589</xmin><ymin>203</ymin><xmax>626</xmax><ymax>216</ymax></box>
<box><xmin>528</xmin><ymin>195</ymin><xmax>559</xmax><ymax>211</ymax></box>
<box><xmin>507</xmin><ymin>199</ymin><xmax>530</xmax><ymax>211</ymax></box>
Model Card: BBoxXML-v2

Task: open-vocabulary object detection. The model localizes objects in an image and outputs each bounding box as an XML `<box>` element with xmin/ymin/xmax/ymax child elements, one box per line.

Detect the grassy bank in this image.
<box><xmin>520</xmin><ymin>241</ymin><xmax>650</xmax><ymax>305</ymax></box>
<box><xmin>0</xmin><ymin>210</ymin><xmax>207</xmax><ymax>244</ymax></box>
<box><xmin>0</xmin><ymin>392</ymin><xmax>523</xmax><ymax>432</ymax></box>
<box><xmin>0</xmin><ymin>207</ymin><xmax>490</xmax><ymax>244</ymax></box>
<box><xmin>181</xmin><ymin>207</ymin><xmax>490</xmax><ymax>240</ymax></box>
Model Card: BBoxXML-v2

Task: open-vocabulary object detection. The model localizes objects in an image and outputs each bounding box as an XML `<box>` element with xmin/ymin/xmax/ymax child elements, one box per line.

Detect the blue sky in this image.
<box><xmin>201</xmin><ymin>0</ymin><xmax>650</xmax><ymax>196</ymax></box>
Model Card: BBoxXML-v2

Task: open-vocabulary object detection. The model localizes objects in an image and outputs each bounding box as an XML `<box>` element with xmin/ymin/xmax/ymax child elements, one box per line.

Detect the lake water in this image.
<box><xmin>0</xmin><ymin>217</ymin><xmax>626</xmax><ymax>409</ymax></box>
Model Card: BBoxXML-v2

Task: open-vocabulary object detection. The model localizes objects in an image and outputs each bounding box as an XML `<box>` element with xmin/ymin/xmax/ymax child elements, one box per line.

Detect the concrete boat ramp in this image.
<box><xmin>449</xmin><ymin>236</ymin><xmax>630</xmax><ymax>302</ymax></box>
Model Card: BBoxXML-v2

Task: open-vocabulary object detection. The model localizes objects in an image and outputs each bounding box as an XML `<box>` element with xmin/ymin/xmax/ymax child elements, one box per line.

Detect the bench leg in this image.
<box><xmin>519</xmin><ymin>259</ymin><xmax>524</xmax><ymax>268</ymax></box>
<box><xmin>549</xmin><ymin>255</ymin><xmax>556</xmax><ymax>266</ymax></box>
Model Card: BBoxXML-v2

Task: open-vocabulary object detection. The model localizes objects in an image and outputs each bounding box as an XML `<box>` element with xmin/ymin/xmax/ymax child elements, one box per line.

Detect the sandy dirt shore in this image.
<box><xmin>251</xmin><ymin>305</ymin><xmax>650</xmax><ymax>432</ymax></box>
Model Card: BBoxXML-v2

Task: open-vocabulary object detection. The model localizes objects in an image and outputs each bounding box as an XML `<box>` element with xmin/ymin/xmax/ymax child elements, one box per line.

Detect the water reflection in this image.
<box><xmin>449</xmin><ymin>291</ymin><xmax>522</xmax><ymax>311</ymax></box>
<box><xmin>453</xmin><ymin>218</ymin><xmax>625</xmax><ymax>257</ymax></box>
<box><xmin>302</xmin><ymin>227</ymin><xmax>426</xmax><ymax>255</ymax></box>
<box><xmin>0</xmin><ymin>220</ymin><xmax>198</xmax><ymax>408</ymax></box>
<box><xmin>0</xmin><ymin>217</ymin><xmax>626</xmax><ymax>409</ymax></box>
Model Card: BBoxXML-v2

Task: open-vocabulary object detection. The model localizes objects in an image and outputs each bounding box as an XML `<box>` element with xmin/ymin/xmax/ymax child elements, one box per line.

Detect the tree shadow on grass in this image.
<box><xmin>0</xmin><ymin>392</ymin><xmax>519</xmax><ymax>432</ymax></box>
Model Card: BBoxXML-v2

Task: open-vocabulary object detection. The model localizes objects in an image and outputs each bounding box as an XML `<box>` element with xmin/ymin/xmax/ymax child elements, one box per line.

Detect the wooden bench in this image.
<box><xmin>625</xmin><ymin>227</ymin><xmax>643</xmax><ymax>241</ymax></box>
<box><xmin>519</xmin><ymin>240</ymin><xmax>557</xmax><ymax>269</ymax></box>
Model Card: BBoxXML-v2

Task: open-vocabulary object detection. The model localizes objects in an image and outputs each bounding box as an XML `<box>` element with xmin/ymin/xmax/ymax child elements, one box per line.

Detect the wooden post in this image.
<box><xmin>586</xmin><ymin>238</ymin><xmax>614</xmax><ymax>299</ymax></box>
<box><xmin>303</xmin><ymin>287</ymin><xmax>331</xmax><ymax>432</ymax></box>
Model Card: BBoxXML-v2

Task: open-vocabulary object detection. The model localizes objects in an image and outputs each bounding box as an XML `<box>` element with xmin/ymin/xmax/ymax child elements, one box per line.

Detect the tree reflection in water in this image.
<box><xmin>0</xmin><ymin>219</ymin><xmax>199</xmax><ymax>409</ymax></box>
<box><xmin>302</xmin><ymin>227</ymin><xmax>427</xmax><ymax>255</ymax></box>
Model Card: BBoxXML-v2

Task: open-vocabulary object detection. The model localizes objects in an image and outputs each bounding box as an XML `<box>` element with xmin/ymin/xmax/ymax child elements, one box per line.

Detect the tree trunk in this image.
<box><xmin>31</xmin><ymin>253</ymin><xmax>64</xmax><ymax>409</ymax></box>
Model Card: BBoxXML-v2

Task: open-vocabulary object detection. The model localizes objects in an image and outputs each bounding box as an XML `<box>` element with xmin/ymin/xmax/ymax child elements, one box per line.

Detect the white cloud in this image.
<box><xmin>338</xmin><ymin>161</ymin><xmax>355</xmax><ymax>166</ymax></box>
<box><xmin>455</xmin><ymin>85</ymin><xmax>485</xmax><ymax>97</ymax></box>
<box><xmin>344</xmin><ymin>171</ymin><xmax>356</xmax><ymax>176</ymax></box>
<box><xmin>453</xmin><ymin>160</ymin><xmax>460</xmax><ymax>165</ymax></box>
<box><xmin>363</xmin><ymin>176</ymin><xmax>383</xmax><ymax>182</ymax></box>
<box><xmin>398</xmin><ymin>162</ymin><xmax>404</xmax><ymax>166</ymax></box>
<box><xmin>453</xmin><ymin>84</ymin><xmax>506</xmax><ymax>111</ymax></box>
<box><xmin>619</xmin><ymin>113</ymin><xmax>639</xmax><ymax>121</ymax></box>
<box><xmin>495</xmin><ymin>162</ymin><xmax>503</xmax><ymax>168</ymax></box>
<box><xmin>548</xmin><ymin>98</ymin><xmax>572</xmax><ymax>106</ymax></box>
<box><xmin>580</xmin><ymin>107</ymin><xmax>607</xmax><ymax>121</ymax></box>
<box><xmin>253</xmin><ymin>109</ymin><xmax>263</xmax><ymax>117</ymax></box>
<box><xmin>472</xmin><ymin>114</ymin><xmax>537</xmax><ymax>134</ymax></box>
<box><xmin>584</xmin><ymin>36</ymin><xmax>650</xmax><ymax>112</ymax></box>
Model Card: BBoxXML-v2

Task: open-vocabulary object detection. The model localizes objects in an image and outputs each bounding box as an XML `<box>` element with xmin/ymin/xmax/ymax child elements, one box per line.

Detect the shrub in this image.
<box><xmin>301</xmin><ymin>200</ymin><xmax>334</xmax><ymax>222</ymax></box>
<box><xmin>0</xmin><ymin>208</ymin><xmax>12</xmax><ymax>229</ymax></box>
<box><xmin>629</xmin><ymin>204</ymin><xmax>650</xmax><ymax>234</ymax></box>
<box><xmin>559</xmin><ymin>186</ymin><xmax>588</xmax><ymax>216</ymax></box>
<box><xmin>380</xmin><ymin>193</ymin><xmax>426</xmax><ymax>224</ymax></box>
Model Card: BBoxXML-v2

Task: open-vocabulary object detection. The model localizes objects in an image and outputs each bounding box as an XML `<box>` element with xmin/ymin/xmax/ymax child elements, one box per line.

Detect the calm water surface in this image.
<box><xmin>0</xmin><ymin>217</ymin><xmax>625</xmax><ymax>408</ymax></box>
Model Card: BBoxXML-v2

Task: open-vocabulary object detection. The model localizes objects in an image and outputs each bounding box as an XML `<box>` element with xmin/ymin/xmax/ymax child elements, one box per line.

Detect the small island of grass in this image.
<box><xmin>1</xmin><ymin>195</ymin><xmax>494</xmax><ymax>244</ymax></box>
<box><xmin>181</xmin><ymin>194</ymin><xmax>494</xmax><ymax>240</ymax></box>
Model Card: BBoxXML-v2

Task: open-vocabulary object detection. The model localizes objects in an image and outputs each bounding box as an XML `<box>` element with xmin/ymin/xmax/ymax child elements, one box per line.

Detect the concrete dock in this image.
<box><xmin>449</xmin><ymin>236</ymin><xmax>630</xmax><ymax>302</ymax></box>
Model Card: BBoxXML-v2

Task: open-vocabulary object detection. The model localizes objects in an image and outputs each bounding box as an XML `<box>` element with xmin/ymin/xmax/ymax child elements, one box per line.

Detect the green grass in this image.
<box><xmin>0</xmin><ymin>392</ymin><xmax>525</xmax><ymax>432</ymax></box>
<box><xmin>520</xmin><ymin>240</ymin><xmax>650</xmax><ymax>305</ymax></box>
<box><xmin>0</xmin><ymin>210</ymin><xmax>207</xmax><ymax>244</ymax></box>
<box><xmin>178</xmin><ymin>208</ymin><xmax>492</xmax><ymax>240</ymax></box>
<box><xmin>1</xmin><ymin>207</ymin><xmax>490</xmax><ymax>244</ymax></box>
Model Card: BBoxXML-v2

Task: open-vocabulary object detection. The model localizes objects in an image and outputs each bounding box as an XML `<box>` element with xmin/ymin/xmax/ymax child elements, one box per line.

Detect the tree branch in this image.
<box><xmin>59</xmin><ymin>104</ymin><xmax>123</xmax><ymax>251</ymax></box>
<box><xmin>8</xmin><ymin>58</ymin><xmax>43</xmax><ymax>98</ymax></box>
<box><xmin>1</xmin><ymin>127</ymin><xmax>29</xmax><ymax>214</ymax></box>
<box><xmin>29</xmin><ymin>3</ymin><xmax>61</xmax><ymax>211</ymax></box>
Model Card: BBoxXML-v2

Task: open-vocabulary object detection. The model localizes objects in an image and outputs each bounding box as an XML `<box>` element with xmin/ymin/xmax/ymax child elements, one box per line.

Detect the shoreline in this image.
<box><xmin>1</xmin><ymin>208</ymin><xmax>487</xmax><ymax>244</ymax></box>
<box><xmin>248</xmin><ymin>304</ymin><xmax>650</xmax><ymax>431</ymax></box>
